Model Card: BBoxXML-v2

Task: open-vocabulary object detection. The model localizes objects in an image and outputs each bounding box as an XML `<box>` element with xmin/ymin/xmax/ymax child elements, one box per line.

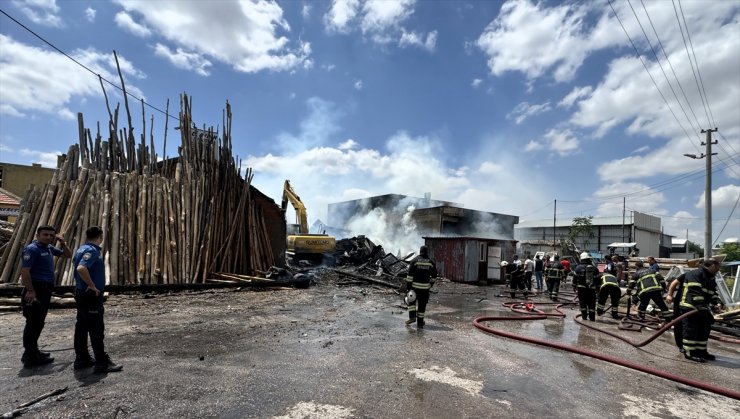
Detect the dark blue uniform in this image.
<box><xmin>73</xmin><ymin>243</ymin><xmax>108</xmax><ymax>364</ymax></box>
<box><xmin>21</xmin><ymin>241</ymin><xmax>63</xmax><ymax>358</ymax></box>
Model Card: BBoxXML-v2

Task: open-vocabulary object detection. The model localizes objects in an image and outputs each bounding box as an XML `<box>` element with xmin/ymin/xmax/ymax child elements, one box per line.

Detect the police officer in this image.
<box><xmin>404</xmin><ymin>245</ymin><xmax>437</xmax><ymax>329</ymax></box>
<box><xmin>597</xmin><ymin>269</ymin><xmax>621</xmax><ymax>319</ymax></box>
<box><xmin>573</xmin><ymin>252</ymin><xmax>598</xmax><ymax>321</ymax></box>
<box><xmin>19</xmin><ymin>225</ymin><xmax>72</xmax><ymax>367</ymax></box>
<box><xmin>628</xmin><ymin>260</ymin><xmax>670</xmax><ymax>321</ymax></box>
<box><xmin>545</xmin><ymin>255</ymin><xmax>565</xmax><ymax>301</ymax></box>
<box><xmin>73</xmin><ymin>226</ymin><xmax>122</xmax><ymax>373</ymax></box>
<box><xmin>679</xmin><ymin>258</ymin><xmax>721</xmax><ymax>362</ymax></box>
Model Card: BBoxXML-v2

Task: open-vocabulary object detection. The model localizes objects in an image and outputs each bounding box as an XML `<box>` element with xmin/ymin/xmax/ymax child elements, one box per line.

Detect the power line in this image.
<box><xmin>673</xmin><ymin>0</ymin><xmax>714</xmax><ymax>128</ymax></box>
<box><xmin>0</xmin><ymin>7</ymin><xmax>178</xmax><ymax>124</ymax></box>
<box><xmin>712</xmin><ymin>193</ymin><xmax>739</xmax><ymax>246</ymax></box>
<box><xmin>607</xmin><ymin>0</ymin><xmax>702</xmax><ymax>156</ymax></box>
<box><xmin>678</xmin><ymin>0</ymin><xmax>717</xmax><ymax>128</ymax></box>
<box><xmin>639</xmin><ymin>0</ymin><xmax>704</xmax><ymax>133</ymax></box>
<box><xmin>629</xmin><ymin>0</ymin><xmax>702</xmax><ymax>138</ymax></box>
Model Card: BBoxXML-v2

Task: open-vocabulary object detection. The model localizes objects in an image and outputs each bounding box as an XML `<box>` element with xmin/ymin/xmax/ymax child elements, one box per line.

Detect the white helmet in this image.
<box><xmin>404</xmin><ymin>289</ymin><xmax>417</xmax><ymax>305</ymax></box>
<box><xmin>580</xmin><ymin>252</ymin><xmax>591</xmax><ymax>260</ymax></box>
<box><xmin>500</xmin><ymin>261</ymin><xmax>509</xmax><ymax>267</ymax></box>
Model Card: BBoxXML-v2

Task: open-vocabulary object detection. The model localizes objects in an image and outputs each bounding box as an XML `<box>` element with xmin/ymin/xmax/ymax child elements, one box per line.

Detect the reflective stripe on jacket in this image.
<box><xmin>600</xmin><ymin>273</ymin><xmax>619</xmax><ymax>289</ymax></box>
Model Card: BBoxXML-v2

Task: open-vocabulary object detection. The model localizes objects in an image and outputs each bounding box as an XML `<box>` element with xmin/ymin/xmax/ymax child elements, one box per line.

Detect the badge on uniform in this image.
<box><xmin>83</xmin><ymin>253</ymin><xmax>92</xmax><ymax>260</ymax></box>
<box><xmin>23</xmin><ymin>254</ymin><xmax>31</xmax><ymax>261</ymax></box>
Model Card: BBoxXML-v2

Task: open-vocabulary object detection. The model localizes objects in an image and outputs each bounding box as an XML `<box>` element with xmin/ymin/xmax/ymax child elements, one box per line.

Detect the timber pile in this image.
<box><xmin>0</xmin><ymin>92</ymin><xmax>275</xmax><ymax>286</ymax></box>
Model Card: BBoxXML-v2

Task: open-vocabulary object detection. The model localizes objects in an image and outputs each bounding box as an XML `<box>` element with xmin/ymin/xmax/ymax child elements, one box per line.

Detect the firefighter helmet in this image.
<box><xmin>500</xmin><ymin>261</ymin><xmax>509</xmax><ymax>267</ymax></box>
<box><xmin>580</xmin><ymin>252</ymin><xmax>591</xmax><ymax>260</ymax></box>
<box><xmin>404</xmin><ymin>289</ymin><xmax>417</xmax><ymax>305</ymax></box>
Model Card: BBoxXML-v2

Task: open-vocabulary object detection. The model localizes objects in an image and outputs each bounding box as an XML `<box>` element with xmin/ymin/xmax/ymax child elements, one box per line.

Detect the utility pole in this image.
<box><xmin>622</xmin><ymin>197</ymin><xmax>625</xmax><ymax>243</ymax></box>
<box><xmin>684</xmin><ymin>127</ymin><xmax>717</xmax><ymax>259</ymax></box>
<box><xmin>553</xmin><ymin>199</ymin><xmax>557</xmax><ymax>246</ymax></box>
<box><xmin>702</xmin><ymin>128</ymin><xmax>717</xmax><ymax>259</ymax></box>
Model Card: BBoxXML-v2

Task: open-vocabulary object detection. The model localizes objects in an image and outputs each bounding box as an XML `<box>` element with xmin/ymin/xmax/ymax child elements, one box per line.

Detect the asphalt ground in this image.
<box><xmin>1</xmin><ymin>272</ymin><xmax>739</xmax><ymax>418</ymax></box>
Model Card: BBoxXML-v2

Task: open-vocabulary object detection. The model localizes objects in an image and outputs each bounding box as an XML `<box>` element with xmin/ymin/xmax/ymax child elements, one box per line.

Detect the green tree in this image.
<box><xmin>568</xmin><ymin>216</ymin><xmax>594</xmax><ymax>250</ymax></box>
<box><xmin>717</xmin><ymin>242</ymin><xmax>740</xmax><ymax>262</ymax></box>
<box><xmin>688</xmin><ymin>241</ymin><xmax>704</xmax><ymax>258</ymax></box>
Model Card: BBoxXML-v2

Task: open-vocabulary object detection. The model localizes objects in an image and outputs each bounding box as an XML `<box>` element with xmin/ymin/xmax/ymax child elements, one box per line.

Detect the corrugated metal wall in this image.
<box><xmin>426</xmin><ymin>239</ymin><xmax>466</xmax><ymax>282</ymax></box>
<box><xmin>464</xmin><ymin>240</ymin><xmax>479</xmax><ymax>282</ymax></box>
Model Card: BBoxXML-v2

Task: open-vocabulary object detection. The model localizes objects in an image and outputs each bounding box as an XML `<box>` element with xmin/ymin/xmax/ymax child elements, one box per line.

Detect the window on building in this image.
<box><xmin>0</xmin><ymin>166</ymin><xmax>4</xmax><ymax>188</ymax></box>
<box><xmin>479</xmin><ymin>242</ymin><xmax>487</xmax><ymax>262</ymax></box>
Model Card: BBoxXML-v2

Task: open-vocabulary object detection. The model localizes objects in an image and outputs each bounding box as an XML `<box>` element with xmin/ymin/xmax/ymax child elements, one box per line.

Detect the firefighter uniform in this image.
<box><xmin>545</xmin><ymin>258</ymin><xmax>565</xmax><ymax>301</ymax></box>
<box><xmin>573</xmin><ymin>255</ymin><xmax>598</xmax><ymax>321</ymax></box>
<box><xmin>680</xmin><ymin>263</ymin><xmax>720</xmax><ymax>362</ymax></box>
<box><xmin>597</xmin><ymin>272</ymin><xmax>622</xmax><ymax>319</ymax></box>
<box><xmin>509</xmin><ymin>260</ymin><xmax>527</xmax><ymax>298</ymax></box>
<box><xmin>628</xmin><ymin>267</ymin><xmax>670</xmax><ymax>320</ymax></box>
<box><xmin>405</xmin><ymin>248</ymin><xmax>437</xmax><ymax>328</ymax></box>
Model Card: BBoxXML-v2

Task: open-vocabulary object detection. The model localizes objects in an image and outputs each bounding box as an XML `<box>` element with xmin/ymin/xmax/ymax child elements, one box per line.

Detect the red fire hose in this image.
<box><xmin>473</xmin><ymin>304</ymin><xmax>740</xmax><ymax>400</ymax></box>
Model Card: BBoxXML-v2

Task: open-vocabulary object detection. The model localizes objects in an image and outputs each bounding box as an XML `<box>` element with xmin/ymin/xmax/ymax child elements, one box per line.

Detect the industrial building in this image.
<box><xmin>515</xmin><ymin>211</ymin><xmax>674</xmax><ymax>258</ymax></box>
<box><xmin>0</xmin><ymin>162</ymin><xmax>57</xmax><ymax>198</ymax></box>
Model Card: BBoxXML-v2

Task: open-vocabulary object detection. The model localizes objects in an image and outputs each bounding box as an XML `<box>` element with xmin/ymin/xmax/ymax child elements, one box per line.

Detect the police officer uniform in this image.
<box><xmin>404</xmin><ymin>246</ymin><xmax>437</xmax><ymax>328</ymax></box>
<box><xmin>20</xmin><ymin>240</ymin><xmax>63</xmax><ymax>365</ymax></box>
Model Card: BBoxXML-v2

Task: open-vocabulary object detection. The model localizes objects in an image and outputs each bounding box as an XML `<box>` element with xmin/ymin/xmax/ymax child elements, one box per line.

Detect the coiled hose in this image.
<box><xmin>473</xmin><ymin>301</ymin><xmax>740</xmax><ymax>400</ymax></box>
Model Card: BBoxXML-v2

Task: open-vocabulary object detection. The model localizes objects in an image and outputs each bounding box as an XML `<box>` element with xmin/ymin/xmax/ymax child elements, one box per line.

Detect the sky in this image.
<box><xmin>0</xmin><ymin>0</ymin><xmax>738</xmax><ymax>250</ymax></box>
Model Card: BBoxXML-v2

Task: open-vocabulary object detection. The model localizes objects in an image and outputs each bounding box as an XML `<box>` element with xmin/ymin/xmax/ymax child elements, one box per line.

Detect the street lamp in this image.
<box><xmin>684</xmin><ymin>127</ymin><xmax>718</xmax><ymax>259</ymax></box>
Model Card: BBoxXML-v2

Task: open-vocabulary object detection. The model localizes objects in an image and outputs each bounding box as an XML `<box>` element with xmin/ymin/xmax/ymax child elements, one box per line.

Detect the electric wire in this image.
<box><xmin>607</xmin><ymin>0</ymin><xmax>702</xmax><ymax>156</ymax></box>
<box><xmin>0</xmin><ymin>8</ymin><xmax>179</xmax><ymax>124</ymax></box>
<box><xmin>673</xmin><ymin>0</ymin><xmax>714</xmax><ymax>128</ymax></box>
<box><xmin>678</xmin><ymin>0</ymin><xmax>717</xmax><ymax>128</ymax></box>
<box><xmin>639</xmin><ymin>0</ymin><xmax>704</xmax><ymax>133</ymax></box>
<box><xmin>628</xmin><ymin>0</ymin><xmax>702</xmax><ymax>138</ymax></box>
<box><xmin>713</xmin><ymin>193</ymin><xmax>740</xmax><ymax>246</ymax></box>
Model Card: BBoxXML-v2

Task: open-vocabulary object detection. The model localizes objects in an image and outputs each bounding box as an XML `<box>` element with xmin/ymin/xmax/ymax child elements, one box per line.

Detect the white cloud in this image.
<box><xmin>507</xmin><ymin>101</ymin><xmax>551</xmax><ymax>124</ymax></box>
<box><xmin>114</xmin><ymin>11</ymin><xmax>152</xmax><ymax>37</ymax></box>
<box><xmin>478</xmin><ymin>161</ymin><xmax>503</xmax><ymax>175</ymax></box>
<box><xmin>19</xmin><ymin>148</ymin><xmax>63</xmax><ymax>168</ymax></box>
<box><xmin>85</xmin><ymin>7</ymin><xmax>96</xmax><ymax>22</ymax></box>
<box><xmin>360</xmin><ymin>0</ymin><xmax>415</xmax><ymax>33</ymax></box>
<box><xmin>471</xmin><ymin>78</ymin><xmax>482</xmax><ymax>88</ymax></box>
<box><xmin>338</xmin><ymin>139</ymin><xmax>358</xmax><ymax>150</ymax></box>
<box><xmin>524</xmin><ymin>140</ymin><xmax>541</xmax><ymax>152</ymax></box>
<box><xmin>354</xmin><ymin>80</ymin><xmax>363</xmax><ymax>90</ymax></box>
<box><xmin>559</xmin><ymin>86</ymin><xmax>592</xmax><ymax>108</ymax></box>
<box><xmin>632</xmin><ymin>146</ymin><xmax>650</xmax><ymax>154</ymax></box>
<box><xmin>324</xmin><ymin>0</ymin><xmax>432</xmax><ymax>50</ymax></box>
<box><xmin>399</xmin><ymin>29</ymin><xmax>437</xmax><ymax>52</ymax></box>
<box><xmin>696</xmin><ymin>184</ymin><xmax>740</xmax><ymax>209</ymax></box>
<box><xmin>302</xmin><ymin>4</ymin><xmax>311</xmax><ymax>20</ymax></box>
<box><xmin>12</xmin><ymin>0</ymin><xmax>62</xmax><ymax>27</ymax></box>
<box><xmin>153</xmin><ymin>43</ymin><xmax>212</xmax><ymax>76</ymax></box>
<box><xmin>324</xmin><ymin>0</ymin><xmax>361</xmax><ymax>33</ymax></box>
<box><xmin>542</xmin><ymin>129</ymin><xmax>579</xmax><ymax>156</ymax></box>
<box><xmin>476</xmin><ymin>1</ymin><xmax>613</xmax><ymax>82</ymax></box>
<box><xmin>114</xmin><ymin>0</ymin><xmax>311</xmax><ymax>74</ymax></box>
<box><xmin>0</xmin><ymin>35</ymin><xmax>145</xmax><ymax>119</ymax></box>
<box><xmin>593</xmin><ymin>182</ymin><xmax>667</xmax><ymax>217</ymax></box>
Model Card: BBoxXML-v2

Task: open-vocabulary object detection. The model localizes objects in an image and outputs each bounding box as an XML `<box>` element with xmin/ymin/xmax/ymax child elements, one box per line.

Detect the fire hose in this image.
<box><xmin>473</xmin><ymin>302</ymin><xmax>740</xmax><ymax>400</ymax></box>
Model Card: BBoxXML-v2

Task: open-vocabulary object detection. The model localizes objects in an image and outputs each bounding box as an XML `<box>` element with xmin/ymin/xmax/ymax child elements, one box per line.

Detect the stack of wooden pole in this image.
<box><xmin>0</xmin><ymin>92</ymin><xmax>275</xmax><ymax>286</ymax></box>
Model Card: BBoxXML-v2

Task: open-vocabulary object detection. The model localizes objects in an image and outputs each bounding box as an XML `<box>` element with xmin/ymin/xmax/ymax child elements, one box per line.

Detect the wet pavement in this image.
<box><xmin>1</xmin><ymin>275</ymin><xmax>739</xmax><ymax>418</ymax></box>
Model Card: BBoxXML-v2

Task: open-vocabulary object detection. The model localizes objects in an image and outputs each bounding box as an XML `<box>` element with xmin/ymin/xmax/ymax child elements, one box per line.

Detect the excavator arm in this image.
<box><xmin>282</xmin><ymin>180</ymin><xmax>309</xmax><ymax>234</ymax></box>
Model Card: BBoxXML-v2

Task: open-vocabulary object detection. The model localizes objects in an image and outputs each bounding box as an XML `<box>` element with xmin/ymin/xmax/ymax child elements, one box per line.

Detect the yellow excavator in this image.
<box><xmin>282</xmin><ymin>180</ymin><xmax>336</xmax><ymax>260</ymax></box>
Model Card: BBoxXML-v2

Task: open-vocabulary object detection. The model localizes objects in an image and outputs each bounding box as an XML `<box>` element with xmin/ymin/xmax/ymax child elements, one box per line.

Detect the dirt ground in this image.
<box><xmin>1</xmin><ymin>272</ymin><xmax>739</xmax><ymax>418</ymax></box>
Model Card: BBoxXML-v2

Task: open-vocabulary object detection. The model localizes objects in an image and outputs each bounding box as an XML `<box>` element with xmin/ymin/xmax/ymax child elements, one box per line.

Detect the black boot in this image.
<box><xmin>94</xmin><ymin>355</ymin><xmax>123</xmax><ymax>373</ymax></box>
<box><xmin>74</xmin><ymin>354</ymin><xmax>95</xmax><ymax>370</ymax></box>
<box><xmin>21</xmin><ymin>352</ymin><xmax>53</xmax><ymax>368</ymax></box>
<box><xmin>700</xmin><ymin>350</ymin><xmax>716</xmax><ymax>361</ymax></box>
<box><xmin>684</xmin><ymin>352</ymin><xmax>705</xmax><ymax>363</ymax></box>
<box><xmin>417</xmin><ymin>319</ymin><xmax>425</xmax><ymax>329</ymax></box>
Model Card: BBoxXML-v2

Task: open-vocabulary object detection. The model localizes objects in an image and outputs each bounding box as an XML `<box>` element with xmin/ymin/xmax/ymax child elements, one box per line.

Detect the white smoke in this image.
<box><xmin>345</xmin><ymin>205</ymin><xmax>423</xmax><ymax>256</ymax></box>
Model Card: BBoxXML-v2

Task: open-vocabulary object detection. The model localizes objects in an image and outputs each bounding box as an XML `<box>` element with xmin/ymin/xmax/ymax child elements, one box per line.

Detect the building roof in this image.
<box><xmin>423</xmin><ymin>235</ymin><xmax>516</xmax><ymax>242</ymax></box>
<box><xmin>0</xmin><ymin>187</ymin><xmax>21</xmax><ymax>206</ymax></box>
<box><xmin>516</xmin><ymin>215</ymin><xmax>633</xmax><ymax>228</ymax></box>
<box><xmin>672</xmin><ymin>238</ymin><xmax>688</xmax><ymax>246</ymax></box>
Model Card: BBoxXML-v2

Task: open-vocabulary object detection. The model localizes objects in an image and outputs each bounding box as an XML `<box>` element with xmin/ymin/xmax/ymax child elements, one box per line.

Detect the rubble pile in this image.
<box><xmin>330</xmin><ymin>236</ymin><xmax>415</xmax><ymax>288</ymax></box>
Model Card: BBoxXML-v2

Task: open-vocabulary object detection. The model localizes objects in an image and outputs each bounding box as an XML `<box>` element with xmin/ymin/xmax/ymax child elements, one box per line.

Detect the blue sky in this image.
<box><xmin>0</xmin><ymin>0</ymin><xmax>738</xmax><ymax>247</ymax></box>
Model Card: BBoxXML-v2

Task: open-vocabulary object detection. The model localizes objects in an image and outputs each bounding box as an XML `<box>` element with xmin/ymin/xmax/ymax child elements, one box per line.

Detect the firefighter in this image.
<box><xmin>597</xmin><ymin>269</ymin><xmax>621</xmax><ymax>319</ymax></box>
<box><xmin>545</xmin><ymin>255</ymin><xmax>565</xmax><ymax>301</ymax></box>
<box><xmin>509</xmin><ymin>256</ymin><xmax>527</xmax><ymax>298</ymax></box>
<box><xmin>403</xmin><ymin>245</ymin><xmax>437</xmax><ymax>329</ymax></box>
<box><xmin>665</xmin><ymin>274</ymin><xmax>685</xmax><ymax>353</ymax></box>
<box><xmin>573</xmin><ymin>252</ymin><xmax>598</xmax><ymax>321</ymax></box>
<box><xmin>627</xmin><ymin>261</ymin><xmax>670</xmax><ymax>321</ymax></box>
<box><xmin>679</xmin><ymin>258</ymin><xmax>721</xmax><ymax>362</ymax></box>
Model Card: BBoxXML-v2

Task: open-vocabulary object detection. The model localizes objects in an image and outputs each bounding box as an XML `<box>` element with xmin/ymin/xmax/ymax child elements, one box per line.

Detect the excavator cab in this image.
<box><xmin>282</xmin><ymin>180</ymin><xmax>336</xmax><ymax>261</ymax></box>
